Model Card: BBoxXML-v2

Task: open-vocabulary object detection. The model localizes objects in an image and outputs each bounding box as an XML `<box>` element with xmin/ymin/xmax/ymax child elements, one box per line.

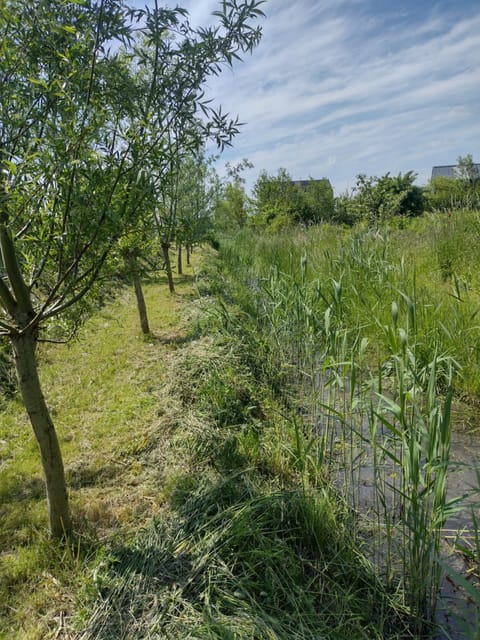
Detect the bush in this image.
<box><xmin>337</xmin><ymin>171</ymin><xmax>425</xmax><ymax>225</ymax></box>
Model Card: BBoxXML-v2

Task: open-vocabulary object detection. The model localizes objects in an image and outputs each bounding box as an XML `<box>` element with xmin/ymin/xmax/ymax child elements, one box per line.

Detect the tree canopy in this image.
<box><xmin>252</xmin><ymin>168</ymin><xmax>334</xmax><ymax>230</ymax></box>
<box><xmin>0</xmin><ymin>0</ymin><xmax>265</xmax><ymax>537</ymax></box>
<box><xmin>426</xmin><ymin>155</ymin><xmax>480</xmax><ymax>211</ymax></box>
<box><xmin>335</xmin><ymin>171</ymin><xmax>425</xmax><ymax>225</ymax></box>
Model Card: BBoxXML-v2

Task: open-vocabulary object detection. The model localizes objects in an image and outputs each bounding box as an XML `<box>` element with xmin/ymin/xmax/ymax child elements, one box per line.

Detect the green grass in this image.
<box><xmin>215</xmin><ymin>216</ymin><xmax>480</xmax><ymax>635</ymax></box>
<box><xmin>0</xmin><ymin>270</ymin><xmax>199</xmax><ymax>639</ymax></box>
<box><xmin>3</xmin><ymin>224</ymin><xmax>478</xmax><ymax>638</ymax></box>
<box><xmin>1</xmin><ymin>248</ymin><xmax>415</xmax><ymax>639</ymax></box>
<box><xmin>223</xmin><ymin>212</ymin><xmax>480</xmax><ymax>397</ymax></box>
<box><xmin>80</xmin><ymin>480</ymin><xmax>402</xmax><ymax>640</ymax></box>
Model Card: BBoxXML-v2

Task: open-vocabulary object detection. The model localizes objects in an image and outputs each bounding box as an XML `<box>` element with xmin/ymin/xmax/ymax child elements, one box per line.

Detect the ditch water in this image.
<box><xmin>309</xmin><ymin>377</ymin><xmax>480</xmax><ymax>639</ymax></box>
<box><xmin>435</xmin><ymin>408</ymin><xmax>480</xmax><ymax>639</ymax></box>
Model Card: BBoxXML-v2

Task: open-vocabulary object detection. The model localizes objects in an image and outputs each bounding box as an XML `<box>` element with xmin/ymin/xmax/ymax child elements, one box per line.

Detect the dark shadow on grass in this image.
<box><xmin>146</xmin><ymin>331</ymin><xmax>195</xmax><ymax>347</ymax></box>
<box><xmin>112</xmin><ymin>543</ymin><xmax>192</xmax><ymax>582</ymax></box>
<box><xmin>0</xmin><ymin>460</ymin><xmax>124</xmax><ymax>502</ymax></box>
<box><xmin>80</xmin><ymin>520</ymin><xmax>195</xmax><ymax>639</ymax></box>
<box><xmin>0</xmin><ymin>473</ymin><xmax>45</xmax><ymax>503</ymax></box>
<box><xmin>149</xmin><ymin>273</ymin><xmax>195</xmax><ymax>289</ymax></box>
<box><xmin>67</xmin><ymin>462</ymin><xmax>123</xmax><ymax>490</ymax></box>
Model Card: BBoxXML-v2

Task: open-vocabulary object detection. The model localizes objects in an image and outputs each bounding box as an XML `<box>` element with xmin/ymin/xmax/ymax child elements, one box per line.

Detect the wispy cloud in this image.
<box><xmin>181</xmin><ymin>0</ymin><xmax>480</xmax><ymax>192</ymax></box>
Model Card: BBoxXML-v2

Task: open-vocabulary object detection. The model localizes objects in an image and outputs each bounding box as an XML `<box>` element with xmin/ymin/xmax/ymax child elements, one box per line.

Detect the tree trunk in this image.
<box><xmin>11</xmin><ymin>332</ymin><xmax>72</xmax><ymax>538</ymax></box>
<box><xmin>161</xmin><ymin>241</ymin><xmax>175</xmax><ymax>293</ymax></box>
<box><xmin>133</xmin><ymin>273</ymin><xmax>150</xmax><ymax>334</ymax></box>
<box><xmin>186</xmin><ymin>244</ymin><xmax>191</xmax><ymax>266</ymax></box>
<box><xmin>177</xmin><ymin>242</ymin><xmax>183</xmax><ymax>276</ymax></box>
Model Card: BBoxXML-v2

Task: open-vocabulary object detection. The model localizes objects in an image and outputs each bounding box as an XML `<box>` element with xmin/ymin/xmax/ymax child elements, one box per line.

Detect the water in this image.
<box><xmin>435</xmin><ymin>412</ymin><xmax>480</xmax><ymax>639</ymax></box>
<box><xmin>308</xmin><ymin>374</ymin><xmax>480</xmax><ymax>638</ymax></box>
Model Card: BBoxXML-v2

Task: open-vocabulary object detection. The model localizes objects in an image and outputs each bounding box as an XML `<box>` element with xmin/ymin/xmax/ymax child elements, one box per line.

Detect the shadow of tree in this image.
<box><xmin>67</xmin><ymin>462</ymin><xmax>123</xmax><ymax>490</ymax></box>
<box><xmin>0</xmin><ymin>473</ymin><xmax>45</xmax><ymax>504</ymax></box>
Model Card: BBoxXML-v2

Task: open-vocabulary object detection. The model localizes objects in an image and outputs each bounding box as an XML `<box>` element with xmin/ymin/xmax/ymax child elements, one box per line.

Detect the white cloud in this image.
<box><xmin>161</xmin><ymin>1</ymin><xmax>480</xmax><ymax>193</ymax></box>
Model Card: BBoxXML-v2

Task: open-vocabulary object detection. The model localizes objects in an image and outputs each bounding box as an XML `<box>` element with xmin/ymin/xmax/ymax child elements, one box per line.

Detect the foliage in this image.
<box><xmin>215</xmin><ymin>180</ymin><xmax>250</xmax><ymax>230</ymax></box>
<box><xmin>214</xmin><ymin>160</ymin><xmax>254</xmax><ymax>232</ymax></box>
<box><xmin>175</xmin><ymin>153</ymin><xmax>218</xmax><ymax>249</ymax></box>
<box><xmin>0</xmin><ymin>260</ymin><xmax>411</xmax><ymax>639</ymax></box>
<box><xmin>0</xmin><ymin>274</ymin><xmax>197</xmax><ymax>638</ymax></box>
<box><xmin>455</xmin><ymin>154</ymin><xmax>480</xmax><ymax>186</ymax></box>
<box><xmin>425</xmin><ymin>155</ymin><xmax>480</xmax><ymax>211</ymax></box>
<box><xmin>252</xmin><ymin>168</ymin><xmax>300</xmax><ymax>229</ymax></box>
<box><xmin>338</xmin><ymin>171</ymin><xmax>425</xmax><ymax>225</ymax></box>
<box><xmin>425</xmin><ymin>176</ymin><xmax>467</xmax><ymax>211</ymax></box>
<box><xmin>0</xmin><ymin>0</ymin><xmax>266</xmax><ymax>536</ymax></box>
<box><xmin>301</xmin><ymin>176</ymin><xmax>335</xmax><ymax>223</ymax></box>
<box><xmin>252</xmin><ymin>168</ymin><xmax>334</xmax><ymax>229</ymax></box>
<box><xmin>215</xmin><ymin>220</ymin><xmax>480</xmax><ymax>634</ymax></box>
<box><xmin>0</xmin><ymin>0</ymin><xmax>266</xmax><ymax>334</ymax></box>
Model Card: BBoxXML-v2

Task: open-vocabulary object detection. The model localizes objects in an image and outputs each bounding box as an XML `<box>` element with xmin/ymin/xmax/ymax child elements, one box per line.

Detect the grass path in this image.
<box><xmin>0</xmin><ymin>271</ymin><xmax>197</xmax><ymax>639</ymax></box>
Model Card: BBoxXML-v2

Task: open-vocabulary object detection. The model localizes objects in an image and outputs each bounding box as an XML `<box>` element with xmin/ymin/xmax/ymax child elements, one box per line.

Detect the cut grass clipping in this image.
<box><xmin>79</xmin><ymin>476</ymin><xmax>405</xmax><ymax>640</ymax></box>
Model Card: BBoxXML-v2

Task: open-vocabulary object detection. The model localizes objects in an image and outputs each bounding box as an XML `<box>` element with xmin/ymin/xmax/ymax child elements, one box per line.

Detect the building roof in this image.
<box><xmin>292</xmin><ymin>179</ymin><xmax>330</xmax><ymax>189</ymax></box>
<box><xmin>432</xmin><ymin>164</ymin><xmax>480</xmax><ymax>179</ymax></box>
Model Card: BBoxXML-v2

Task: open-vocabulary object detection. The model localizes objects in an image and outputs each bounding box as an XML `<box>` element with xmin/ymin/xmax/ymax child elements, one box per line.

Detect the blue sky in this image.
<box><xmin>155</xmin><ymin>1</ymin><xmax>480</xmax><ymax>193</ymax></box>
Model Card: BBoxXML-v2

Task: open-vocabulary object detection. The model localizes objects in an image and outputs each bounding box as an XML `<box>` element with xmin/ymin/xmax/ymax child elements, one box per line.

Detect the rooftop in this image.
<box><xmin>432</xmin><ymin>164</ymin><xmax>480</xmax><ymax>179</ymax></box>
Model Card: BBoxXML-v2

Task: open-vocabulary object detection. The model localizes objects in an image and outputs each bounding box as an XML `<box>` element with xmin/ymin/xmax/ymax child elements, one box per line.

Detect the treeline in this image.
<box><xmin>214</xmin><ymin>154</ymin><xmax>480</xmax><ymax>231</ymax></box>
<box><xmin>0</xmin><ymin>0</ymin><xmax>265</xmax><ymax>538</ymax></box>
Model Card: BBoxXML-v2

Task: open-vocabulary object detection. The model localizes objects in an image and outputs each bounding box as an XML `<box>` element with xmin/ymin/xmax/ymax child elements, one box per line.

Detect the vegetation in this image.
<box><xmin>0</xmin><ymin>257</ymin><xmax>404</xmax><ymax>639</ymax></box>
<box><xmin>0</xmin><ymin>0</ymin><xmax>264</xmax><ymax>537</ymax></box>
<box><xmin>214</xmin><ymin>211</ymin><xmax>480</xmax><ymax>636</ymax></box>
<box><xmin>251</xmin><ymin>168</ymin><xmax>334</xmax><ymax>229</ymax></box>
<box><xmin>1</xmin><ymin>2</ymin><xmax>478</xmax><ymax>635</ymax></box>
<box><xmin>214</xmin><ymin>159</ymin><xmax>254</xmax><ymax>233</ymax></box>
<box><xmin>425</xmin><ymin>155</ymin><xmax>480</xmax><ymax>212</ymax></box>
<box><xmin>335</xmin><ymin>171</ymin><xmax>425</xmax><ymax>225</ymax></box>
<box><xmin>3</xmin><ymin>209</ymin><xmax>480</xmax><ymax>637</ymax></box>
<box><xmin>248</xmin><ymin>155</ymin><xmax>478</xmax><ymax>230</ymax></box>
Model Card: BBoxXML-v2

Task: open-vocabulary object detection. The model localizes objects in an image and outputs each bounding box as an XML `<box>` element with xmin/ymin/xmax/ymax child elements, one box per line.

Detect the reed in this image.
<box><xmin>217</xmin><ymin>220</ymin><xmax>479</xmax><ymax>635</ymax></box>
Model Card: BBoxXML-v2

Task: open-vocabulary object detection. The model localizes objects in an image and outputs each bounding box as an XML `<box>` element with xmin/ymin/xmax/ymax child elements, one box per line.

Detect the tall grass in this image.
<box><xmin>216</xmin><ymin>215</ymin><xmax>480</xmax><ymax>635</ymax></box>
<box><xmin>21</xmin><ymin>218</ymin><xmax>475</xmax><ymax>638</ymax></box>
<box><xmin>75</xmin><ymin>243</ymin><xmax>419</xmax><ymax>639</ymax></box>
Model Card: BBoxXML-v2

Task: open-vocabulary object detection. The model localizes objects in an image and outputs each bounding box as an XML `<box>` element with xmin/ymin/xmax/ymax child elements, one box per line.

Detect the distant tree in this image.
<box><xmin>341</xmin><ymin>171</ymin><xmax>424</xmax><ymax>224</ymax></box>
<box><xmin>301</xmin><ymin>178</ymin><xmax>335</xmax><ymax>223</ymax></box>
<box><xmin>425</xmin><ymin>176</ymin><xmax>464</xmax><ymax>211</ymax></box>
<box><xmin>252</xmin><ymin>169</ymin><xmax>336</xmax><ymax>229</ymax></box>
<box><xmin>389</xmin><ymin>172</ymin><xmax>425</xmax><ymax>217</ymax></box>
<box><xmin>333</xmin><ymin>191</ymin><xmax>357</xmax><ymax>226</ymax></box>
<box><xmin>175</xmin><ymin>154</ymin><xmax>217</xmax><ymax>272</ymax></box>
<box><xmin>214</xmin><ymin>159</ymin><xmax>253</xmax><ymax>232</ymax></box>
<box><xmin>426</xmin><ymin>155</ymin><xmax>479</xmax><ymax>211</ymax></box>
<box><xmin>455</xmin><ymin>154</ymin><xmax>479</xmax><ymax>187</ymax></box>
<box><xmin>252</xmin><ymin>168</ymin><xmax>299</xmax><ymax>230</ymax></box>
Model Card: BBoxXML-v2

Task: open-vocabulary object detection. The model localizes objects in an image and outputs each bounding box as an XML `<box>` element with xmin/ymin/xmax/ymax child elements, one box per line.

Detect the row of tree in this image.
<box><xmin>0</xmin><ymin>0</ymin><xmax>265</xmax><ymax>537</ymax></box>
<box><xmin>213</xmin><ymin>154</ymin><xmax>479</xmax><ymax>231</ymax></box>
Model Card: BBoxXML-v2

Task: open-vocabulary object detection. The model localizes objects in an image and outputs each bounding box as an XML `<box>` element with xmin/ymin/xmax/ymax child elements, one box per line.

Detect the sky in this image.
<box><xmin>152</xmin><ymin>1</ymin><xmax>480</xmax><ymax>194</ymax></box>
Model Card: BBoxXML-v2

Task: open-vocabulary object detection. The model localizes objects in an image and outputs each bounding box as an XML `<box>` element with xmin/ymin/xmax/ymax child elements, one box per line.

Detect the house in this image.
<box><xmin>431</xmin><ymin>164</ymin><xmax>480</xmax><ymax>179</ymax></box>
<box><xmin>291</xmin><ymin>179</ymin><xmax>330</xmax><ymax>190</ymax></box>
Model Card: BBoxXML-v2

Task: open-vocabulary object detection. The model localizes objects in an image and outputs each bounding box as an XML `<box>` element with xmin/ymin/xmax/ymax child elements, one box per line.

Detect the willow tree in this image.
<box><xmin>0</xmin><ymin>0</ymin><xmax>264</xmax><ymax>537</ymax></box>
<box><xmin>175</xmin><ymin>154</ymin><xmax>218</xmax><ymax>273</ymax></box>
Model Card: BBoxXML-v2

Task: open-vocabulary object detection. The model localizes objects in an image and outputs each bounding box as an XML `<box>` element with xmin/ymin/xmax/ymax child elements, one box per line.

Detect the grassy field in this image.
<box><xmin>215</xmin><ymin>211</ymin><xmax>480</xmax><ymax>637</ymax></box>
<box><xmin>0</xmin><ymin>254</ymin><xmax>414</xmax><ymax>639</ymax></box>
<box><xmin>1</xmin><ymin>216</ymin><xmax>479</xmax><ymax>638</ymax></box>
<box><xmin>0</xmin><ymin>271</ymin><xmax>199</xmax><ymax>638</ymax></box>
